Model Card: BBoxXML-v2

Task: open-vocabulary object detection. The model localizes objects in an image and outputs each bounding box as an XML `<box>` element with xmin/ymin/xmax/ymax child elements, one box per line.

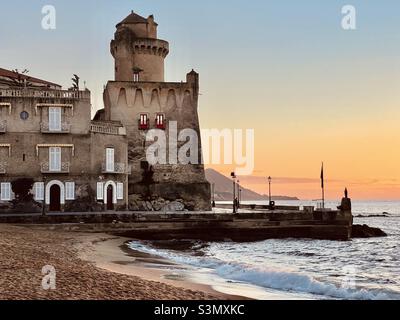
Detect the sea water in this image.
<box><xmin>128</xmin><ymin>200</ymin><xmax>400</xmax><ymax>300</ymax></box>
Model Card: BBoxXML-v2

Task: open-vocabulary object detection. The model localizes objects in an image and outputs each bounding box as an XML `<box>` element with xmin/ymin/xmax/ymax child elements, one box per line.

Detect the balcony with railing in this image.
<box><xmin>0</xmin><ymin>88</ymin><xmax>90</xmax><ymax>100</ymax></box>
<box><xmin>0</xmin><ymin>162</ymin><xmax>6</xmax><ymax>174</ymax></box>
<box><xmin>41</xmin><ymin>162</ymin><xmax>70</xmax><ymax>173</ymax></box>
<box><xmin>40</xmin><ymin>122</ymin><xmax>71</xmax><ymax>134</ymax></box>
<box><xmin>102</xmin><ymin>162</ymin><xmax>130</xmax><ymax>174</ymax></box>
<box><xmin>0</xmin><ymin>121</ymin><xmax>6</xmax><ymax>133</ymax></box>
<box><xmin>155</xmin><ymin>120</ymin><xmax>166</xmax><ymax>130</ymax></box>
<box><xmin>90</xmin><ymin>121</ymin><xmax>126</xmax><ymax>136</ymax></box>
<box><xmin>138</xmin><ymin>119</ymin><xmax>150</xmax><ymax>130</ymax></box>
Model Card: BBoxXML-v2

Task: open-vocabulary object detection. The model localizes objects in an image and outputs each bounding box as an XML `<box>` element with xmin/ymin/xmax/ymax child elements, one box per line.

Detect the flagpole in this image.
<box><xmin>321</xmin><ymin>162</ymin><xmax>325</xmax><ymax>210</ymax></box>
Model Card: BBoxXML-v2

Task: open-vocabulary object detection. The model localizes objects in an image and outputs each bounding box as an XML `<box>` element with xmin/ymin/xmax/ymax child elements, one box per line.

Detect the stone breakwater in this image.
<box><xmin>1</xmin><ymin>209</ymin><xmax>354</xmax><ymax>241</ymax></box>
<box><xmin>0</xmin><ymin>225</ymin><xmax>217</xmax><ymax>300</ymax></box>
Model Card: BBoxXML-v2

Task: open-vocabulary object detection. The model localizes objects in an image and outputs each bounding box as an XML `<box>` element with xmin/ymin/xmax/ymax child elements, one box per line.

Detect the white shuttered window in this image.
<box><xmin>49</xmin><ymin>147</ymin><xmax>61</xmax><ymax>171</ymax></box>
<box><xmin>49</xmin><ymin>107</ymin><xmax>62</xmax><ymax>131</ymax></box>
<box><xmin>34</xmin><ymin>182</ymin><xmax>44</xmax><ymax>201</ymax></box>
<box><xmin>97</xmin><ymin>182</ymin><xmax>104</xmax><ymax>200</ymax></box>
<box><xmin>1</xmin><ymin>183</ymin><xmax>11</xmax><ymax>201</ymax></box>
<box><xmin>65</xmin><ymin>182</ymin><xmax>75</xmax><ymax>200</ymax></box>
<box><xmin>117</xmin><ymin>183</ymin><xmax>123</xmax><ymax>200</ymax></box>
<box><xmin>106</xmin><ymin>148</ymin><xmax>115</xmax><ymax>172</ymax></box>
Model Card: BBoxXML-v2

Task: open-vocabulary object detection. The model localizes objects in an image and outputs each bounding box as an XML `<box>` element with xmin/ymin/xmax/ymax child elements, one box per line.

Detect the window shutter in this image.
<box><xmin>106</xmin><ymin>148</ymin><xmax>114</xmax><ymax>172</ymax></box>
<box><xmin>49</xmin><ymin>107</ymin><xmax>61</xmax><ymax>131</ymax></box>
<box><xmin>97</xmin><ymin>182</ymin><xmax>104</xmax><ymax>200</ymax></box>
<box><xmin>1</xmin><ymin>183</ymin><xmax>11</xmax><ymax>201</ymax></box>
<box><xmin>34</xmin><ymin>182</ymin><xmax>44</xmax><ymax>201</ymax></box>
<box><xmin>157</xmin><ymin>114</ymin><xmax>164</xmax><ymax>126</ymax></box>
<box><xmin>49</xmin><ymin>147</ymin><xmax>61</xmax><ymax>171</ymax></box>
<box><xmin>140</xmin><ymin>114</ymin><xmax>148</xmax><ymax>125</ymax></box>
<box><xmin>5</xmin><ymin>183</ymin><xmax>10</xmax><ymax>201</ymax></box>
<box><xmin>117</xmin><ymin>183</ymin><xmax>123</xmax><ymax>200</ymax></box>
<box><xmin>65</xmin><ymin>182</ymin><xmax>75</xmax><ymax>200</ymax></box>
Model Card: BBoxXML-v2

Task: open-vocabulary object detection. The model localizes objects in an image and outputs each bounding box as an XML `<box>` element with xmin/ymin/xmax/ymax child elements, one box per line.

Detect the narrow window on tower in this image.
<box><xmin>139</xmin><ymin>114</ymin><xmax>149</xmax><ymax>130</ymax></box>
<box><xmin>155</xmin><ymin>113</ymin><xmax>165</xmax><ymax>130</ymax></box>
<box><xmin>133</xmin><ymin>67</ymin><xmax>143</xmax><ymax>82</ymax></box>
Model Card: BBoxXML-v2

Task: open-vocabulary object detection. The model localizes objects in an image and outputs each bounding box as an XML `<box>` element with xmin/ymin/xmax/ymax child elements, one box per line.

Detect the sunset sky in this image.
<box><xmin>0</xmin><ymin>0</ymin><xmax>399</xmax><ymax>200</ymax></box>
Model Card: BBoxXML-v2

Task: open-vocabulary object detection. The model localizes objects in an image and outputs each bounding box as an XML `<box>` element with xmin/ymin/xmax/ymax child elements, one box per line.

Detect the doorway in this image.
<box><xmin>49</xmin><ymin>184</ymin><xmax>61</xmax><ymax>211</ymax></box>
<box><xmin>106</xmin><ymin>185</ymin><xmax>114</xmax><ymax>210</ymax></box>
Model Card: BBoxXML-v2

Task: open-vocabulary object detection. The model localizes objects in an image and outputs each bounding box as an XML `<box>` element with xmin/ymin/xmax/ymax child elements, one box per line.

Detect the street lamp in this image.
<box><xmin>211</xmin><ymin>183</ymin><xmax>216</xmax><ymax>208</ymax></box>
<box><xmin>237</xmin><ymin>180</ymin><xmax>240</xmax><ymax>209</ymax></box>
<box><xmin>231</xmin><ymin>172</ymin><xmax>236</xmax><ymax>213</ymax></box>
<box><xmin>268</xmin><ymin>176</ymin><xmax>272</xmax><ymax>206</ymax></box>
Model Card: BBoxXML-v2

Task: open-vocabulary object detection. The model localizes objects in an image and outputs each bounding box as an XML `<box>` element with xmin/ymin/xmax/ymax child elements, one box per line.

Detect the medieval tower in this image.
<box><xmin>97</xmin><ymin>11</ymin><xmax>211</xmax><ymax>211</ymax></box>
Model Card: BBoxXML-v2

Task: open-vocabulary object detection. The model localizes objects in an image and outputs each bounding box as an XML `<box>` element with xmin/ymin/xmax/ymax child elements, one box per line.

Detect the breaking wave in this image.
<box><xmin>128</xmin><ymin>241</ymin><xmax>399</xmax><ymax>300</ymax></box>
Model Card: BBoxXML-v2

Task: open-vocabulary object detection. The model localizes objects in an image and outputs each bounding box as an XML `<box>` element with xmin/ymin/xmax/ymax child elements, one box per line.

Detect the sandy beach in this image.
<box><xmin>0</xmin><ymin>224</ymin><xmax>225</xmax><ymax>300</ymax></box>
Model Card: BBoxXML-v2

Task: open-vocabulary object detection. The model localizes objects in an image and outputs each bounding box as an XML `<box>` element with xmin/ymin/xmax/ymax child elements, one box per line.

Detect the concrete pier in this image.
<box><xmin>0</xmin><ymin>206</ymin><xmax>353</xmax><ymax>241</ymax></box>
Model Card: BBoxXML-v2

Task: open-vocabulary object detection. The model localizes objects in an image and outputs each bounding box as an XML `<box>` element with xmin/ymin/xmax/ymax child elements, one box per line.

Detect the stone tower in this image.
<box><xmin>100</xmin><ymin>11</ymin><xmax>211</xmax><ymax>211</ymax></box>
<box><xmin>110</xmin><ymin>11</ymin><xmax>169</xmax><ymax>82</ymax></box>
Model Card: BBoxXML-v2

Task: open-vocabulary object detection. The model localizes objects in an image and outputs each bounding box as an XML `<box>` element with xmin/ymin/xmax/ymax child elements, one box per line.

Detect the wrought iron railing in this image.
<box><xmin>0</xmin><ymin>88</ymin><xmax>90</xmax><ymax>99</ymax></box>
<box><xmin>40</xmin><ymin>122</ymin><xmax>71</xmax><ymax>133</ymax></box>
<box><xmin>90</xmin><ymin>123</ymin><xmax>120</xmax><ymax>135</ymax></box>
<box><xmin>102</xmin><ymin>162</ymin><xmax>129</xmax><ymax>174</ymax></box>
<box><xmin>41</xmin><ymin>162</ymin><xmax>70</xmax><ymax>173</ymax></box>
<box><xmin>138</xmin><ymin>119</ymin><xmax>150</xmax><ymax>130</ymax></box>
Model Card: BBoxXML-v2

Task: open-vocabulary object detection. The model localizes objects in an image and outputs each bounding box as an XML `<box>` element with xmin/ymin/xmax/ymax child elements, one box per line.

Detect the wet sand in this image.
<box><xmin>0</xmin><ymin>224</ymin><xmax>224</xmax><ymax>300</ymax></box>
<box><xmin>74</xmin><ymin>233</ymin><xmax>240</xmax><ymax>299</ymax></box>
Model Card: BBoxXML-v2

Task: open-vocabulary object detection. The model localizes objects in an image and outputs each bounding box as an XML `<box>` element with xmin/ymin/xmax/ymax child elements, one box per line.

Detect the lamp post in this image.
<box><xmin>231</xmin><ymin>172</ymin><xmax>236</xmax><ymax>213</ymax></box>
<box><xmin>211</xmin><ymin>183</ymin><xmax>216</xmax><ymax>208</ymax></box>
<box><xmin>268</xmin><ymin>176</ymin><xmax>272</xmax><ymax>206</ymax></box>
<box><xmin>237</xmin><ymin>180</ymin><xmax>240</xmax><ymax>209</ymax></box>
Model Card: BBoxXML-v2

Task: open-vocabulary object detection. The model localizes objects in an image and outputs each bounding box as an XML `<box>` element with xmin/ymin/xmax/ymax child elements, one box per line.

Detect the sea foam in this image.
<box><xmin>128</xmin><ymin>241</ymin><xmax>398</xmax><ymax>300</ymax></box>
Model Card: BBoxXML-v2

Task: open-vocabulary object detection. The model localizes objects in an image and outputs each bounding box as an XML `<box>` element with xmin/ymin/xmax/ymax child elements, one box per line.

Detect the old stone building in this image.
<box><xmin>0</xmin><ymin>11</ymin><xmax>210</xmax><ymax>213</ymax></box>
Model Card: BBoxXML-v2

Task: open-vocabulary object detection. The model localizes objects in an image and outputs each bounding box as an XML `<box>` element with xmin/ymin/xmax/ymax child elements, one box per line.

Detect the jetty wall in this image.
<box><xmin>0</xmin><ymin>209</ymin><xmax>353</xmax><ymax>241</ymax></box>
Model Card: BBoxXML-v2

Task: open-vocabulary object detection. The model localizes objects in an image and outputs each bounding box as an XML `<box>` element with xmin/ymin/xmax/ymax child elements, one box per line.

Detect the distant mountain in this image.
<box><xmin>205</xmin><ymin>169</ymin><xmax>299</xmax><ymax>201</ymax></box>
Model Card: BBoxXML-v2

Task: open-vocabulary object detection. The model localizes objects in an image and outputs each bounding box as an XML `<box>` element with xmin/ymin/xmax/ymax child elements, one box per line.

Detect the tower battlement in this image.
<box><xmin>111</xmin><ymin>12</ymin><xmax>169</xmax><ymax>82</ymax></box>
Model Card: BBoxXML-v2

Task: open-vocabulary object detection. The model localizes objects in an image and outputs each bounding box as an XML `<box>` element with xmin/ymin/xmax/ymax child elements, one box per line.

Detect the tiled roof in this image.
<box><xmin>0</xmin><ymin>68</ymin><xmax>61</xmax><ymax>87</ymax></box>
<box><xmin>117</xmin><ymin>11</ymin><xmax>148</xmax><ymax>27</ymax></box>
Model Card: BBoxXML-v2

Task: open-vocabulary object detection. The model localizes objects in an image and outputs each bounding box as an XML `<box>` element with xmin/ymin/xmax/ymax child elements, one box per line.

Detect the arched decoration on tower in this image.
<box><xmin>134</xmin><ymin>89</ymin><xmax>144</xmax><ymax>108</ymax></box>
<box><xmin>166</xmin><ymin>89</ymin><xmax>177</xmax><ymax>111</ymax></box>
<box><xmin>117</xmin><ymin>88</ymin><xmax>128</xmax><ymax>107</ymax></box>
<box><xmin>182</xmin><ymin>90</ymin><xmax>193</xmax><ymax>110</ymax></box>
<box><xmin>150</xmin><ymin>89</ymin><xmax>161</xmax><ymax>110</ymax></box>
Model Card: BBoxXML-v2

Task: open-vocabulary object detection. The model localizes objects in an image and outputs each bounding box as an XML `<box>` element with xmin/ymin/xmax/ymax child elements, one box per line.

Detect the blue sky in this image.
<box><xmin>1</xmin><ymin>1</ymin><xmax>400</xmax><ymax>199</ymax></box>
<box><xmin>2</xmin><ymin>0</ymin><xmax>400</xmax><ymax>112</ymax></box>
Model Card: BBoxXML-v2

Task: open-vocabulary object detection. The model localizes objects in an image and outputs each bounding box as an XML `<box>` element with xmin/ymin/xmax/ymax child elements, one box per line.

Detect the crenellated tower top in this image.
<box><xmin>111</xmin><ymin>11</ymin><xmax>169</xmax><ymax>82</ymax></box>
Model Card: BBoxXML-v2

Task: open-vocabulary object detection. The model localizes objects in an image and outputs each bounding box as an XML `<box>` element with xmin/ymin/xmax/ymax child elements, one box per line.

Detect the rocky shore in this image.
<box><xmin>0</xmin><ymin>225</ymin><xmax>217</xmax><ymax>300</ymax></box>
